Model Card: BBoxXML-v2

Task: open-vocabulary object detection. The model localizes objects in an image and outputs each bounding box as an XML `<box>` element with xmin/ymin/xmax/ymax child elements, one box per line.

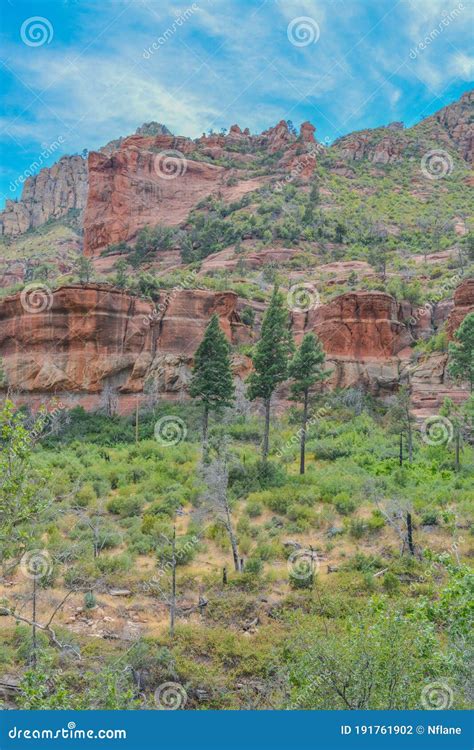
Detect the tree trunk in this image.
<box><xmin>300</xmin><ymin>390</ymin><xmax>309</xmax><ymax>475</ymax></box>
<box><xmin>262</xmin><ymin>396</ymin><xmax>271</xmax><ymax>461</ymax></box>
<box><xmin>32</xmin><ymin>575</ymin><xmax>37</xmax><ymax>669</ymax></box>
<box><xmin>455</xmin><ymin>426</ymin><xmax>460</xmax><ymax>472</ymax></box>
<box><xmin>229</xmin><ymin>529</ymin><xmax>241</xmax><ymax>572</ymax></box>
<box><xmin>399</xmin><ymin>432</ymin><xmax>403</xmax><ymax>467</ymax></box>
<box><xmin>202</xmin><ymin>404</ymin><xmax>209</xmax><ymax>454</ymax></box>
<box><xmin>406</xmin><ymin>512</ymin><xmax>415</xmax><ymax>556</ymax></box>
<box><xmin>135</xmin><ymin>397</ymin><xmax>139</xmax><ymax>444</ymax></box>
<box><xmin>407</xmin><ymin>421</ymin><xmax>413</xmax><ymax>463</ymax></box>
<box><xmin>224</xmin><ymin>497</ymin><xmax>241</xmax><ymax>572</ymax></box>
<box><xmin>170</xmin><ymin>526</ymin><xmax>176</xmax><ymax>638</ymax></box>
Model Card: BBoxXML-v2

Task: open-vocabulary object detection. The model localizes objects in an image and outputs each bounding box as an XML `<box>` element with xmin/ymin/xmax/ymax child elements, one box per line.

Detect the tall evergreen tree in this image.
<box><xmin>288</xmin><ymin>332</ymin><xmax>327</xmax><ymax>474</ymax></box>
<box><xmin>448</xmin><ymin>313</ymin><xmax>474</xmax><ymax>392</ymax></box>
<box><xmin>189</xmin><ymin>314</ymin><xmax>235</xmax><ymax>450</ymax></box>
<box><xmin>247</xmin><ymin>286</ymin><xmax>293</xmax><ymax>460</ymax></box>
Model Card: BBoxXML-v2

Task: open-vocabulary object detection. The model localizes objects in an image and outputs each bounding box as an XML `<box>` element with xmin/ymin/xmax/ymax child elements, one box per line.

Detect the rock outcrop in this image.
<box><xmin>446</xmin><ymin>278</ymin><xmax>474</xmax><ymax>337</ymax></box>
<box><xmin>0</xmin><ymin>285</ymin><xmax>246</xmax><ymax>406</ymax></box>
<box><xmin>1</xmin><ymin>283</ymin><xmax>471</xmax><ymax>414</ymax></box>
<box><xmin>0</xmin><ymin>156</ymin><xmax>88</xmax><ymax>237</ymax></box>
<box><xmin>83</xmin><ymin>135</ymin><xmax>266</xmax><ymax>256</ymax></box>
<box><xmin>430</xmin><ymin>89</ymin><xmax>474</xmax><ymax>163</ymax></box>
<box><xmin>301</xmin><ymin>291</ymin><xmax>410</xmax><ymax>358</ymax></box>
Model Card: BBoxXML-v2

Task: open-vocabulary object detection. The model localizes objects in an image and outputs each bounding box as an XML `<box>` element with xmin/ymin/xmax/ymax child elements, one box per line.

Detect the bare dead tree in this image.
<box><xmin>99</xmin><ymin>384</ymin><xmax>119</xmax><ymax>417</ymax></box>
<box><xmin>201</xmin><ymin>444</ymin><xmax>241</xmax><ymax>572</ymax></box>
<box><xmin>374</xmin><ymin>495</ymin><xmax>419</xmax><ymax>557</ymax></box>
<box><xmin>3</xmin><ymin>589</ymin><xmax>82</xmax><ymax>659</ymax></box>
<box><xmin>71</xmin><ymin>500</ymin><xmax>116</xmax><ymax>559</ymax></box>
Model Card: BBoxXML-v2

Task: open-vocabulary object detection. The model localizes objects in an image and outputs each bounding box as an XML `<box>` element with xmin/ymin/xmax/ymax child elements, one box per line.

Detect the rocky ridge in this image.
<box><xmin>0</xmin><ymin>156</ymin><xmax>88</xmax><ymax>237</ymax></box>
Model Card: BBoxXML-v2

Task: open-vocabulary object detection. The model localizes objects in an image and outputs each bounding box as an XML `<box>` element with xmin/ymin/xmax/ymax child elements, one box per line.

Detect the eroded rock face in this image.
<box><xmin>84</xmin><ymin>144</ymin><xmax>220</xmax><ymax>255</ymax></box>
<box><xmin>446</xmin><ymin>278</ymin><xmax>474</xmax><ymax>337</ymax></box>
<box><xmin>334</xmin><ymin>129</ymin><xmax>407</xmax><ymax>164</ymax></box>
<box><xmin>0</xmin><ymin>156</ymin><xmax>88</xmax><ymax>237</ymax></box>
<box><xmin>432</xmin><ymin>89</ymin><xmax>473</xmax><ymax>163</ymax></box>
<box><xmin>0</xmin><ymin>285</ymin><xmax>244</xmax><ymax>397</ymax></box>
<box><xmin>83</xmin><ymin>139</ymin><xmax>263</xmax><ymax>256</ymax></box>
<box><xmin>1</xmin><ymin>283</ymin><xmax>471</xmax><ymax>414</ymax></box>
<box><xmin>296</xmin><ymin>291</ymin><xmax>410</xmax><ymax>358</ymax></box>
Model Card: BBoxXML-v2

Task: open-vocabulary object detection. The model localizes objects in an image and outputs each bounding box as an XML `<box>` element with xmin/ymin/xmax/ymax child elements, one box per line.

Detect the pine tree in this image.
<box><xmin>247</xmin><ymin>286</ymin><xmax>293</xmax><ymax>460</ymax></box>
<box><xmin>189</xmin><ymin>314</ymin><xmax>235</xmax><ymax>450</ymax></box>
<box><xmin>288</xmin><ymin>332</ymin><xmax>327</xmax><ymax>474</ymax></box>
<box><xmin>448</xmin><ymin>313</ymin><xmax>474</xmax><ymax>392</ymax></box>
<box><xmin>76</xmin><ymin>256</ymin><xmax>93</xmax><ymax>284</ymax></box>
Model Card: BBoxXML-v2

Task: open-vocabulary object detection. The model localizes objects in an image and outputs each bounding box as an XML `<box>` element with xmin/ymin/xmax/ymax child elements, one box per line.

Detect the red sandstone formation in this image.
<box><xmin>299</xmin><ymin>291</ymin><xmax>410</xmax><ymax>358</ymax></box>
<box><xmin>446</xmin><ymin>278</ymin><xmax>474</xmax><ymax>337</ymax></box>
<box><xmin>1</xmin><ymin>282</ymin><xmax>471</xmax><ymax>414</ymax></box>
<box><xmin>0</xmin><ymin>285</ymin><xmax>245</xmax><ymax>398</ymax></box>
<box><xmin>83</xmin><ymin>133</ymin><xmax>267</xmax><ymax>256</ymax></box>
<box><xmin>84</xmin><ymin>145</ymin><xmax>223</xmax><ymax>256</ymax></box>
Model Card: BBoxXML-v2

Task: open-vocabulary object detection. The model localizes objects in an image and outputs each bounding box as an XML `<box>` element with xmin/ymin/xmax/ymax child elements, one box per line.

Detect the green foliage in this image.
<box><xmin>189</xmin><ymin>314</ymin><xmax>235</xmax><ymax>412</ymax></box>
<box><xmin>448</xmin><ymin>312</ymin><xmax>474</xmax><ymax>390</ymax></box>
<box><xmin>0</xmin><ymin>400</ymin><xmax>50</xmax><ymax>557</ymax></box>
<box><xmin>247</xmin><ymin>286</ymin><xmax>293</xmax><ymax>402</ymax></box>
<box><xmin>288</xmin><ymin>332</ymin><xmax>326</xmax><ymax>399</ymax></box>
<box><xmin>286</xmin><ymin>607</ymin><xmax>441</xmax><ymax>709</ymax></box>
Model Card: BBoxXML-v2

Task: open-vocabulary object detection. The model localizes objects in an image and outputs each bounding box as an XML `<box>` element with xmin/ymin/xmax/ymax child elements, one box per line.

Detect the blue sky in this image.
<box><xmin>0</xmin><ymin>0</ymin><xmax>472</xmax><ymax>207</ymax></box>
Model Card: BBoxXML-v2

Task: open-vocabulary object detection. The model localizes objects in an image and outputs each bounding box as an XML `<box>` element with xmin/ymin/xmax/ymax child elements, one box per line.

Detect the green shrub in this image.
<box><xmin>106</xmin><ymin>495</ymin><xmax>144</xmax><ymax>518</ymax></box>
<box><xmin>383</xmin><ymin>572</ymin><xmax>400</xmax><ymax>594</ymax></box>
<box><xmin>246</xmin><ymin>500</ymin><xmax>263</xmax><ymax>517</ymax></box>
<box><xmin>349</xmin><ymin>518</ymin><xmax>366</xmax><ymax>539</ymax></box>
<box><xmin>244</xmin><ymin>558</ymin><xmax>263</xmax><ymax>575</ymax></box>
<box><xmin>75</xmin><ymin>483</ymin><xmax>96</xmax><ymax>507</ymax></box>
<box><xmin>334</xmin><ymin>493</ymin><xmax>356</xmax><ymax>515</ymax></box>
<box><xmin>84</xmin><ymin>591</ymin><xmax>97</xmax><ymax>609</ymax></box>
<box><xmin>289</xmin><ymin>569</ymin><xmax>314</xmax><ymax>589</ymax></box>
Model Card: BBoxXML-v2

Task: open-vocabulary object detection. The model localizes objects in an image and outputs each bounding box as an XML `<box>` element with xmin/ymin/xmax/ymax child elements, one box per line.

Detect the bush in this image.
<box><xmin>289</xmin><ymin>568</ymin><xmax>314</xmax><ymax>589</ymax></box>
<box><xmin>240</xmin><ymin>306</ymin><xmax>256</xmax><ymax>327</ymax></box>
<box><xmin>383</xmin><ymin>572</ymin><xmax>400</xmax><ymax>594</ymax></box>
<box><xmin>349</xmin><ymin>518</ymin><xmax>366</xmax><ymax>539</ymax></box>
<box><xmin>367</xmin><ymin>511</ymin><xmax>385</xmax><ymax>532</ymax></box>
<box><xmin>107</xmin><ymin>495</ymin><xmax>144</xmax><ymax>518</ymax></box>
<box><xmin>244</xmin><ymin>558</ymin><xmax>263</xmax><ymax>575</ymax></box>
<box><xmin>84</xmin><ymin>591</ymin><xmax>97</xmax><ymax>609</ymax></box>
<box><xmin>334</xmin><ymin>493</ymin><xmax>356</xmax><ymax>515</ymax></box>
<box><xmin>96</xmin><ymin>554</ymin><xmax>133</xmax><ymax>574</ymax></box>
<box><xmin>246</xmin><ymin>500</ymin><xmax>263</xmax><ymax>518</ymax></box>
<box><xmin>75</xmin><ymin>483</ymin><xmax>96</xmax><ymax>507</ymax></box>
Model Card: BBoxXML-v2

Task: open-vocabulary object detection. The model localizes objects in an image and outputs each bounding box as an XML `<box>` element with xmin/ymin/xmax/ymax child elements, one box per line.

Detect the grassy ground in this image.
<box><xmin>0</xmin><ymin>396</ymin><xmax>472</xmax><ymax>709</ymax></box>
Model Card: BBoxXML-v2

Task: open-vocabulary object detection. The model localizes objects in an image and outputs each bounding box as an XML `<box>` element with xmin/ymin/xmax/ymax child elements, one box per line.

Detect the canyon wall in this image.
<box><xmin>1</xmin><ymin>281</ymin><xmax>472</xmax><ymax>415</ymax></box>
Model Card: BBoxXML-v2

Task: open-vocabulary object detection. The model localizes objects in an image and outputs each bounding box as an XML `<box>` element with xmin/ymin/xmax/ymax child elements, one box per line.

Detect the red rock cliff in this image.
<box><xmin>0</xmin><ymin>285</ymin><xmax>243</xmax><ymax>398</ymax></box>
